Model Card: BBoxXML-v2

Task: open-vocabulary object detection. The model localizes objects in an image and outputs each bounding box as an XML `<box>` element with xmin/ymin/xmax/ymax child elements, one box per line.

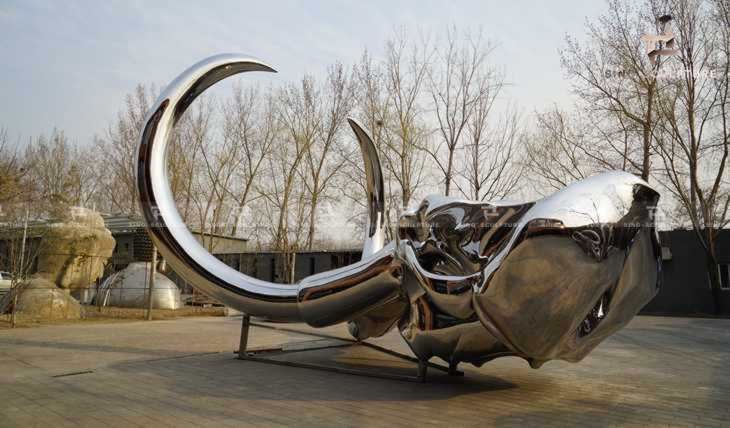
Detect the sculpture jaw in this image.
<box><xmin>392</xmin><ymin>174</ymin><xmax>661</xmax><ymax>367</ymax></box>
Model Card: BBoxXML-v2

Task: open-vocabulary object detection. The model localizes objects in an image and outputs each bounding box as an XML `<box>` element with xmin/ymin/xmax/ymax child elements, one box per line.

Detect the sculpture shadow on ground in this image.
<box><xmin>107</xmin><ymin>350</ymin><xmax>534</xmax><ymax>404</ymax></box>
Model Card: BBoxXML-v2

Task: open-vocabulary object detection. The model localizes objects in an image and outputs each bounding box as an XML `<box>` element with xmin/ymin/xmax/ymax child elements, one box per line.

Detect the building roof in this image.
<box><xmin>236</xmin><ymin>247</ymin><xmax>363</xmax><ymax>255</ymax></box>
<box><xmin>101</xmin><ymin>214</ymin><xmax>248</xmax><ymax>242</ymax></box>
<box><xmin>102</xmin><ymin>214</ymin><xmax>145</xmax><ymax>234</ymax></box>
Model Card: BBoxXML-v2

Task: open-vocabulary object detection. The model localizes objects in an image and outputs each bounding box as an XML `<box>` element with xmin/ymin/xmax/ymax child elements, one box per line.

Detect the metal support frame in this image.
<box><xmin>236</xmin><ymin>318</ymin><xmax>463</xmax><ymax>382</ymax></box>
<box><xmin>237</xmin><ymin>313</ymin><xmax>251</xmax><ymax>360</ymax></box>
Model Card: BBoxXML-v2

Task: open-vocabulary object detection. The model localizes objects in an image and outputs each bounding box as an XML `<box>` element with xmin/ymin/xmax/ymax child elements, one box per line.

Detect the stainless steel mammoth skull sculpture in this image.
<box><xmin>138</xmin><ymin>54</ymin><xmax>661</xmax><ymax>370</ymax></box>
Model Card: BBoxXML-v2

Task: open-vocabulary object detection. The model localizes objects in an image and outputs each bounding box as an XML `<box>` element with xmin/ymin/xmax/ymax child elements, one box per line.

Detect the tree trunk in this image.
<box><xmin>306</xmin><ymin>193</ymin><xmax>318</xmax><ymax>251</ymax></box>
<box><xmin>641</xmin><ymin>85</ymin><xmax>653</xmax><ymax>181</ymax></box>
<box><xmin>705</xmin><ymin>253</ymin><xmax>723</xmax><ymax>316</ymax></box>
<box><xmin>444</xmin><ymin>149</ymin><xmax>454</xmax><ymax>196</ymax></box>
<box><xmin>702</xmin><ymin>229</ymin><xmax>724</xmax><ymax>316</ymax></box>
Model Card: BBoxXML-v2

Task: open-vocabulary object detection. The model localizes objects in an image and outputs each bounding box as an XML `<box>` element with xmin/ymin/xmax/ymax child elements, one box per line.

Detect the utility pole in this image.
<box><xmin>11</xmin><ymin>207</ymin><xmax>29</xmax><ymax>328</ymax></box>
<box><xmin>146</xmin><ymin>245</ymin><xmax>157</xmax><ymax>321</ymax></box>
<box><xmin>290</xmin><ymin>252</ymin><xmax>296</xmax><ymax>284</ymax></box>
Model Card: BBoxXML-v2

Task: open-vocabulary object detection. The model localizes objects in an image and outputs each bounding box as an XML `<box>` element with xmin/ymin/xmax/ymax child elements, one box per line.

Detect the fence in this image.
<box><xmin>0</xmin><ymin>254</ymin><xmax>181</xmax><ymax>326</ymax></box>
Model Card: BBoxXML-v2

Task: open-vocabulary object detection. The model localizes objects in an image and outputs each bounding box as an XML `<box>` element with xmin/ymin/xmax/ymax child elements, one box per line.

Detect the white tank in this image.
<box><xmin>97</xmin><ymin>262</ymin><xmax>182</xmax><ymax>310</ymax></box>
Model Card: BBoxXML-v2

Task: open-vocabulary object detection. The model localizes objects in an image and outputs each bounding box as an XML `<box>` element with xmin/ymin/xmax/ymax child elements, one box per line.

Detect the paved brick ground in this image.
<box><xmin>1</xmin><ymin>316</ymin><xmax>728</xmax><ymax>427</ymax></box>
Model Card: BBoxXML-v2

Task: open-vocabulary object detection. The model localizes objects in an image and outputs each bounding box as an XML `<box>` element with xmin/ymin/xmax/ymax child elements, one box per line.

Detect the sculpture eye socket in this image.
<box><xmin>524</xmin><ymin>218</ymin><xmax>565</xmax><ymax>237</ymax></box>
<box><xmin>578</xmin><ymin>291</ymin><xmax>611</xmax><ymax>337</ymax></box>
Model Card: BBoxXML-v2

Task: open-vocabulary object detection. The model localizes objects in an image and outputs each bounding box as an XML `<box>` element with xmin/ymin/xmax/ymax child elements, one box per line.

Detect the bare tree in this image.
<box><xmin>654</xmin><ymin>0</ymin><xmax>730</xmax><ymax>314</ymax></box>
<box><xmin>95</xmin><ymin>84</ymin><xmax>154</xmax><ymax>214</ymax></box>
<box><xmin>426</xmin><ymin>28</ymin><xmax>498</xmax><ymax>196</ymax></box>
<box><xmin>381</xmin><ymin>31</ymin><xmax>432</xmax><ymax>209</ymax></box>
<box><xmin>0</xmin><ymin>128</ymin><xmax>47</xmax><ymax>318</ymax></box>
<box><xmin>560</xmin><ymin>0</ymin><xmax>674</xmax><ymax>181</ymax></box>
<box><xmin>301</xmin><ymin>64</ymin><xmax>356</xmax><ymax>249</ymax></box>
<box><xmin>259</xmin><ymin>77</ymin><xmax>318</xmax><ymax>281</ymax></box>
<box><xmin>524</xmin><ymin>107</ymin><xmax>593</xmax><ymax>192</ymax></box>
<box><xmin>345</xmin><ymin>35</ymin><xmax>434</xmax><ymax>239</ymax></box>
<box><xmin>224</xmin><ymin>84</ymin><xmax>276</xmax><ymax>237</ymax></box>
<box><xmin>460</xmin><ymin>102</ymin><xmax>523</xmax><ymax>201</ymax></box>
<box><xmin>345</xmin><ymin>50</ymin><xmax>393</xmax><ymax>237</ymax></box>
<box><xmin>168</xmin><ymin>109</ymin><xmax>204</xmax><ymax>224</ymax></box>
<box><xmin>182</xmin><ymin>97</ymin><xmax>236</xmax><ymax>252</ymax></box>
<box><xmin>24</xmin><ymin>129</ymin><xmax>84</xmax><ymax>217</ymax></box>
<box><xmin>353</xmin><ymin>50</ymin><xmax>392</xmax><ymax>154</ymax></box>
<box><xmin>0</xmin><ymin>128</ymin><xmax>27</xmax><ymax>209</ymax></box>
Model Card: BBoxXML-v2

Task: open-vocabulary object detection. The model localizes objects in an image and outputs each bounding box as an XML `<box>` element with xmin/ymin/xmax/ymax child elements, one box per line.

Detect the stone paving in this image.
<box><xmin>0</xmin><ymin>315</ymin><xmax>728</xmax><ymax>427</ymax></box>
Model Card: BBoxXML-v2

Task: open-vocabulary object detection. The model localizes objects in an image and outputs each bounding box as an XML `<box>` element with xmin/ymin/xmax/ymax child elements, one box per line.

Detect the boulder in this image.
<box><xmin>36</xmin><ymin>207</ymin><xmax>115</xmax><ymax>289</ymax></box>
<box><xmin>15</xmin><ymin>277</ymin><xmax>81</xmax><ymax>320</ymax></box>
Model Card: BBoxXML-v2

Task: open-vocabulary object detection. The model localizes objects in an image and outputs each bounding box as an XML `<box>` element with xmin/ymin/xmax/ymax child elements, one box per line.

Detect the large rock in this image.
<box><xmin>15</xmin><ymin>277</ymin><xmax>81</xmax><ymax>320</ymax></box>
<box><xmin>36</xmin><ymin>207</ymin><xmax>115</xmax><ymax>289</ymax></box>
<box><xmin>11</xmin><ymin>208</ymin><xmax>114</xmax><ymax>321</ymax></box>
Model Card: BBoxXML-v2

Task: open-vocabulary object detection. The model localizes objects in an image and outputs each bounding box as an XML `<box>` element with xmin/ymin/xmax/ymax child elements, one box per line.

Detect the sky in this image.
<box><xmin>0</xmin><ymin>0</ymin><xmax>607</xmax><ymax>146</ymax></box>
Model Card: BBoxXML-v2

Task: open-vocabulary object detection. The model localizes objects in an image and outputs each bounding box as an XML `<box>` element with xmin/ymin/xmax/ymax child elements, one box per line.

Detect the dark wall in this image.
<box><xmin>0</xmin><ymin>236</ymin><xmax>42</xmax><ymax>274</ymax></box>
<box><xmin>110</xmin><ymin>233</ymin><xmax>135</xmax><ymax>268</ymax></box>
<box><xmin>159</xmin><ymin>230</ymin><xmax>730</xmax><ymax>317</ymax></box>
<box><xmin>642</xmin><ymin>230</ymin><xmax>730</xmax><ymax>316</ymax></box>
<box><xmin>218</xmin><ymin>250</ymin><xmax>362</xmax><ymax>284</ymax></box>
<box><xmin>165</xmin><ymin>251</ymin><xmax>362</xmax><ymax>294</ymax></box>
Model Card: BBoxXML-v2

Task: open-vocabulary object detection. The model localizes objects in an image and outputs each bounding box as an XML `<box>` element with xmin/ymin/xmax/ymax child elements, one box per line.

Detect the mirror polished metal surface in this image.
<box><xmin>138</xmin><ymin>54</ymin><xmax>661</xmax><ymax>370</ymax></box>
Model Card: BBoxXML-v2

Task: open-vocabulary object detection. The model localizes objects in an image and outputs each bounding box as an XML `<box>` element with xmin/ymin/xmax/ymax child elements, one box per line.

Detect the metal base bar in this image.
<box><xmin>235</xmin><ymin>320</ymin><xmax>464</xmax><ymax>382</ymax></box>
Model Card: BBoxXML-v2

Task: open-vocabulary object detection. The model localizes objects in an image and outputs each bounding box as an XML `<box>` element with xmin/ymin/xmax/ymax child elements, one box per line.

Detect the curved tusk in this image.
<box><xmin>137</xmin><ymin>54</ymin><xmax>399</xmax><ymax>325</ymax></box>
<box><xmin>347</xmin><ymin>118</ymin><xmax>386</xmax><ymax>258</ymax></box>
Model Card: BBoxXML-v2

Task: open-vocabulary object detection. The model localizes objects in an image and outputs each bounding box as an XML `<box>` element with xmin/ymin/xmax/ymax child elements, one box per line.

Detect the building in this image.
<box><xmin>102</xmin><ymin>214</ymin><xmax>249</xmax><ymax>270</ymax></box>
<box><xmin>0</xmin><ymin>214</ymin><xmax>249</xmax><ymax>281</ymax></box>
<box><xmin>217</xmin><ymin>249</ymin><xmax>362</xmax><ymax>284</ymax></box>
<box><xmin>2</xmin><ymin>214</ymin><xmax>728</xmax><ymax>316</ymax></box>
<box><xmin>642</xmin><ymin>229</ymin><xmax>730</xmax><ymax>316</ymax></box>
<box><xmin>217</xmin><ymin>230</ymin><xmax>730</xmax><ymax>317</ymax></box>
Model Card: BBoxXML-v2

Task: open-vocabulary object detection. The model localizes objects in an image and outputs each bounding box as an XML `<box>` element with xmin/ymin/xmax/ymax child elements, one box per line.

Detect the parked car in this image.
<box><xmin>0</xmin><ymin>271</ymin><xmax>13</xmax><ymax>298</ymax></box>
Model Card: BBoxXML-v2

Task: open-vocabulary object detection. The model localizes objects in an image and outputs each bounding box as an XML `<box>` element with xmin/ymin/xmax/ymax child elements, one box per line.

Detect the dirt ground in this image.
<box><xmin>2</xmin><ymin>316</ymin><xmax>728</xmax><ymax>426</ymax></box>
<box><xmin>0</xmin><ymin>304</ymin><xmax>226</xmax><ymax>329</ymax></box>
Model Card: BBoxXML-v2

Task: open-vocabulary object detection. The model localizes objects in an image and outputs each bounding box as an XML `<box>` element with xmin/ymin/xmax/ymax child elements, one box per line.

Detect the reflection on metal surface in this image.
<box><xmin>138</xmin><ymin>54</ymin><xmax>661</xmax><ymax>371</ymax></box>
